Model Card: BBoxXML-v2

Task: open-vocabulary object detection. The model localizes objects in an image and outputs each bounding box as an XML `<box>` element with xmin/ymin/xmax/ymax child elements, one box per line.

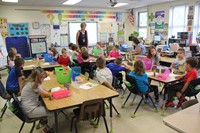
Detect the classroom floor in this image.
<box><xmin>0</xmin><ymin>69</ymin><xmax>198</xmax><ymax>133</ymax></box>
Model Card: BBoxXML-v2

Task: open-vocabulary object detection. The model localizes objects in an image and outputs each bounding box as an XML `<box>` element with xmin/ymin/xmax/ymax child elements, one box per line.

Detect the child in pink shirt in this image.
<box><xmin>77</xmin><ymin>47</ymin><xmax>87</xmax><ymax>64</ymax></box>
<box><xmin>109</xmin><ymin>45</ymin><xmax>122</xmax><ymax>58</ymax></box>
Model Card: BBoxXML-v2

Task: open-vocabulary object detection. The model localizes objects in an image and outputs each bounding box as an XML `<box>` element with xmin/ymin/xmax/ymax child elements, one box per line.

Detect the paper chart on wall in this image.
<box><xmin>99</xmin><ymin>22</ymin><xmax>112</xmax><ymax>33</ymax></box>
<box><xmin>0</xmin><ymin>33</ymin><xmax>8</xmax><ymax>68</ymax></box>
<box><xmin>0</xmin><ymin>18</ymin><xmax>8</xmax><ymax>38</ymax></box>
<box><xmin>41</xmin><ymin>24</ymin><xmax>51</xmax><ymax>46</ymax></box>
<box><xmin>51</xmin><ymin>25</ymin><xmax>60</xmax><ymax>46</ymax></box>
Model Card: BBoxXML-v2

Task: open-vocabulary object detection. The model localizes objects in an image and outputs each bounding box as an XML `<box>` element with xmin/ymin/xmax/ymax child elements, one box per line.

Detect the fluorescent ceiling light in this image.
<box><xmin>63</xmin><ymin>0</ymin><xmax>82</xmax><ymax>5</ymax></box>
<box><xmin>114</xmin><ymin>3</ymin><xmax>128</xmax><ymax>7</ymax></box>
<box><xmin>2</xmin><ymin>0</ymin><xmax>18</xmax><ymax>2</ymax></box>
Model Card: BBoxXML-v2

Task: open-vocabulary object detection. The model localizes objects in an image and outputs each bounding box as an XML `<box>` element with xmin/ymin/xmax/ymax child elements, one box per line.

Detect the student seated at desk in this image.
<box><xmin>49</xmin><ymin>47</ymin><xmax>59</xmax><ymax>61</ymax></box>
<box><xmin>147</xmin><ymin>46</ymin><xmax>160</xmax><ymax>66</ymax></box>
<box><xmin>6</xmin><ymin>57</ymin><xmax>24</xmax><ymax>95</ymax></box>
<box><xmin>58</xmin><ymin>48</ymin><xmax>70</xmax><ymax>66</ymax></box>
<box><xmin>106</xmin><ymin>57</ymin><xmax>130</xmax><ymax>85</ymax></box>
<box><xmin>21</xmin><ymin>68</ymin><xmax>53</xmax><ymax>133</ymax></box>
<box><xmin>94</xmin><ymin>57</ymin><xmax>115</xmax><ymax>90</ymax></box>
<box><xmin>71</xmin><ymin>44</ymin><xmax>79</xmax><ymax>65</ymax></box>
<box><xmin>77</xmin><ymin>47</ymin><xmax>87</xmax><ymax>64</ymax></box>
<box><xmin>165</xmin><ymin>57</ymin><xmax>198</xmax><ymax>108</ymax></box>
<box><xmin>131</xmin><ymin>37</ymin><xmax>146</xmax><ymax>55</ymax></box>
<box><xmin>7</xmin><ymin>47</ymin><xmax>21</xmax><ymax>68</ymax></box>
<box><xmin>170</xmin><ymin>48</ymin><xmax>185</xmax><ymax>74</ymax></box>
<box><xmin>79</xmin><ymin>52</ymin><xmax>95</xmax><ymax>75</ymax></box>
<box><xmin>91</xmin><ymin>42</ymin><xmax>104</xmax><ymax>57</ymax></box>
<box><xmin>109</xmin><ymin>45</ymin><xmax>122</xmax><ymax>58</ymax></box>
<box><xmin>129</xmin><ymin>60</ymin><xmax>159</xmax><ymax>106</ymax></box>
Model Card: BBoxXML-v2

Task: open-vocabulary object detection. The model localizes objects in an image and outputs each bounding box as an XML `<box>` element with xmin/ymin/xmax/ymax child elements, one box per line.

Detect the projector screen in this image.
<box><xmin>68</xmin><ymin>22</ymin><xmax>98</xmax><ymax>46</ymax></box>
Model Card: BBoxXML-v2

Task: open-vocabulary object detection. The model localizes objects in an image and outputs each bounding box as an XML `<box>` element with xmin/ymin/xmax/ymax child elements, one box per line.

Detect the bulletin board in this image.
<box><xmin>8</xmin><ymin>23</ymin><xmax>29</xmax><ymax>38</ymax></box>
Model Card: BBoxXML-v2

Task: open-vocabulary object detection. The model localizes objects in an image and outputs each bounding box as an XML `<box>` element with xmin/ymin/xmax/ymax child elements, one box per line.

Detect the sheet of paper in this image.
<box><xmin>23</xmin><ymin>65</ymin><xmax>37</xmax><ymax>68</ymax></box>
<box><xmin>42</xmin><ymin>62</ymin><xmax>50</xmax><ymax>65</ymax></box>
<box><xmin>44</xmin><ymin>76</ymin><xmax>51</xmax><ymax>81</ymax></box>
<box><xmin>79</xmin><ymin>82</ymin><xmax>98</xmax><ymax>90</ymax></box>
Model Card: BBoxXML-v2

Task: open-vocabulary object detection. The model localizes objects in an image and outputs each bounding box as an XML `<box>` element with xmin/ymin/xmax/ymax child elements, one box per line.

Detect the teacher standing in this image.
<box><xmin>76</xmin><ymin>22</ymin><xmax>88</xmax><ymax>50</ymax></box>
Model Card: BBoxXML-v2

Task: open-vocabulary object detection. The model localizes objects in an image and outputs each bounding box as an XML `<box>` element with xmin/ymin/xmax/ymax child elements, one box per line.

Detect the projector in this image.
<box><xmin>107</xmin><ymin>0</ymin><xmax>117</xmax><ymax>7</ymax></box>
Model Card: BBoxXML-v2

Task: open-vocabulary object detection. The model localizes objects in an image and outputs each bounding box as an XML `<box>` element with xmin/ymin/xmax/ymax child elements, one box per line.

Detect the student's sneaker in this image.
<box><xmin>43</xmin><ymin>126</ymin><xmax>54</xmax><ymax>133</ymax></box>
<box><xmin>144</xmin><ymin>97</ymin><xmax>150</xmax><ymax>104</ymax></box>
<box><xmin>176</xmin><ymin>96</ymin><xmax>186</xmax><ymax>108</ymax></box>
<box><xmin>154</xmin><ymin>101</ymin><xmax>159</xmax><ymax>107</ymax></box>
<box><xmin>165</xmin><ymin>101</ymin><xmax>175</xmax><ymax>108</ymax></box>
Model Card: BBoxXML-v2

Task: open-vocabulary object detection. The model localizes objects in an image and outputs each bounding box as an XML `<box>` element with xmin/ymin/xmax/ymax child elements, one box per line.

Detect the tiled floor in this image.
<box><xmin>0</xmin><ymin>69</ymin><xmax>197</xmax><ymax>133</ymax></box>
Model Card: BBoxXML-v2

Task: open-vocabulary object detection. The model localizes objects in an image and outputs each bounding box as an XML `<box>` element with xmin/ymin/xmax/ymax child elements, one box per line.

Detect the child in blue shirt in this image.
<box><xmin>129</xmin><ymin>60</ymin><xmax>159</xmax><ymax>105</ymax></box>
<box><xmin>107</xmin><ymin>57</ymin><xmax>130</xmax><ymax>85</ymax></box>
<box><xmin>6</xmin><ymin>57</ymin><xmax>24</xmax><ymax>95</ymax></box>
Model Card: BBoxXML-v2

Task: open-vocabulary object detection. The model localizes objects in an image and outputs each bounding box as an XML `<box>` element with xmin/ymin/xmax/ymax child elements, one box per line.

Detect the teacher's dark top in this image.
<box><xmin>78</xmin><ymin>30</ymin><xmax>88</xmax><ymax>48</ymax></box>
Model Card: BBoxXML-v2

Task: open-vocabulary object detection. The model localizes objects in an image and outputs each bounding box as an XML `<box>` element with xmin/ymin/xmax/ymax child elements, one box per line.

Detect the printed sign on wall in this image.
<box><xmin>0</xmin><ymin>18</ymin><xmax>8</xmax><ymax>38</ymax></box>
<box><xmin>155</xmin><ymin>11</ymin><xmax>164</xmax><ymax>29</ymax></box>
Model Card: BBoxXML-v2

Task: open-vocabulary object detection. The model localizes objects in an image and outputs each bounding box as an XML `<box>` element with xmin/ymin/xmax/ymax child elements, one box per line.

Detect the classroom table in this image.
<box><xmin>163</xmin><ymin>103</ymin><xmax>200</xmax><ymax>133</ymax></box>
<box><xmin>23</xmin><ymin>59</ymin><xmax>61</xmax><ymax>71</ymax></box>
<box><xmin>42</xmin><ymin>74</ymin><xmax>119</xmax><ymax>133</ymax></box>
<box><xmin>146</xmin><ymin>71</ymin><xmax>183</xmax><ymax>114</ymax></box>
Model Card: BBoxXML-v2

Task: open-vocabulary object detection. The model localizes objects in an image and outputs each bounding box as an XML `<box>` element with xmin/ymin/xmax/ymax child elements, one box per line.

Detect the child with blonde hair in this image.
<box><xmin>129</xmin><ymin>60</ymin><xmax>159</xmax><ymax>106</ymax></box>
<box><xmin>49</xmin><ymin>47</ymin><xmax>59</xmax><ymax>61</ymax></box>
<box><xmin>8</xmin><ymin>47</ymin><xmax>21</xmax><ymax>67</ymax></box>
<box><xmin>77</xmin><ymin>47</ymin><xmax>88</xmax><ymax>64</ymax></box>
<box><xmin>109</xmin><ymin>45</ymin><xmax>122</xmax><ymax>58</ymax></box>
<box><xmin>21</xmin><ymin>68</ymin><xmax>53</xmax><ymax>132</ymax></box>
<box><xmin>58</xmin><ymin>48</ymin><xmax>70</xmax><ymax>66</ymax></box>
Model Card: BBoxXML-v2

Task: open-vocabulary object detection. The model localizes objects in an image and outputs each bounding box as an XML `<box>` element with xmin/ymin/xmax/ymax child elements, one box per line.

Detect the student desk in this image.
<box><xmin>42</xmin><ymin>74</ymin><xmax>119</xmax><ymax>133</ymax></box>
<box><xmin>23</xmin><ymin>59</ymin><xmax>61</xmax><ymax>71</ymax></box>
<box><xmin>160</xmin><ymin>57</ymin><xmax>175</xmax><ymax>67</ymax></box>
<box><xmin>146</xmin><ymin>71</ymin><xmax>183</xmax><ymax>114</ymax></box>
<box><xmin>163</xmin><ymin>104</ymin><xmax>200</xmax><ymax>133</ymax></box>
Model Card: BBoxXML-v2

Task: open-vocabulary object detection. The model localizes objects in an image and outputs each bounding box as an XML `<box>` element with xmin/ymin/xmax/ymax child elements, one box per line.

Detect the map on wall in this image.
<box><xmin>31</xmin><ymin>42</ymin><xmax>47</xmax><ymax>54</ymax></box>
<box><xmin>8</xmin><ymin>23</ymin><xmax>29</xmax><ymax>38</ymax></box>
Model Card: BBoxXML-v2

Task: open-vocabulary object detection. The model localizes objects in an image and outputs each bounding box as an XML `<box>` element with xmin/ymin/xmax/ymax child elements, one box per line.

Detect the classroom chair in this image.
<box><xmin>181</xmin><ymin>99</ymin><xmax>199</xmax><ymax>109</ymax></box>
<box><xmin>121</xmin><ymin>75</ymin><xmax>157</xmax><ymax>118</ymax></box>
<box><xmin>69</xmin><ymin>98</ymin><xmax>109</xmax><ymax>133</ymax></box>
<box><xmin>11</xmin><ymin>93</ymin><xmax>46</xmax><ymax>133</ymax></box>
<box><xmin>0</xmin><ymin>80</ymin><xmax>12</xmax><ymax>121</ymax></box>
<box><xmin>178</xmin><ymin>78</ymin><xmax>200</xmax><ymax>109</ymax></box>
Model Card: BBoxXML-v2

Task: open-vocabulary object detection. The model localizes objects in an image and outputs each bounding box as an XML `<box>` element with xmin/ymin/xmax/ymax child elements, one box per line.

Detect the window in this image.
<box><xmin>169</xmin><ymin>5</ymin><xmax>188</xmax><ymax>38</ymax></box>
<box><xmin>193</xmin><ymin>3</ymin><xmax>200</xmax><ymax>43</ymax></box>
<box><xmin>138</xmin><ymin>12</ymin><xmax>147</xmax><ymax>39</ymax></box>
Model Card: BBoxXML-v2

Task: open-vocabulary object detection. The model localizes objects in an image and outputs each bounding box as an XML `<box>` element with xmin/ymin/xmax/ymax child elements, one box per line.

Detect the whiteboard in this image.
<box><xmin>68</xmin><ymin>22</ymin><xmax>98</xmax><ymax>46</ymax></box>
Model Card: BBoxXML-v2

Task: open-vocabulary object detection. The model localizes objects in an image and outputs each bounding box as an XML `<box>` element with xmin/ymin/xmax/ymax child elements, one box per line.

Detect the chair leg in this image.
<box><xmin>30</xmin><ymin>122</ymin><xmax>35</xmax><ymax>133</ymax></box>
<box><xmin>122</xmin><ymin>92</ymin><xmax>132</xmax><ymax>106</ymax></box>
<box><xmin>75</xmin><ymin>119</ymin><xmax>78</xmax><ymax>133</ymax></box>
<box><xmin>133</xmin><ymin>97</ymin><xmax>143</xmax><ymax>115</ymax></box>
<box><xmin>0</xmin><ymin>102</ymin><xmax>7</xmax><ymax>119</ymax></box>
<box><xmin>148</xmin><ymin>95</ymin><xmax>157</xmax><ymax>110</ymax></box>
<box><xmin>102</xmin><ymin>116</ymin><xmax>109</xmax><ymax>133</ymax></box>
<box><xmin>112</xmin><ymin>103</ymin><xmax>120</xmax><ymax>115</ymax></box>
<box><xmin>19</xmin><ymin>122</ymin><xmax>25</xmax><ymax>133</ymax></box>
<box><xmin>130</xmin><ymin>95</ymin><xmax>137</xmax><ymax>105</ymax></box>
<box><xmin>70</xmin><ymin>116</ymin><xmax>75</xmax><ymax>132</ymax></box>
<box><xmin>194</xmin><ymin>95</ymin><xmax>197</xmax><ymax>99</ymax></box>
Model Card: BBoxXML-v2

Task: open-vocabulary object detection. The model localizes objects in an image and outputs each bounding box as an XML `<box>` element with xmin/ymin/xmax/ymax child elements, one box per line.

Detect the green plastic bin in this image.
<box><xmin>54</xmin><ymin>67</ymin><xmax>71</xmax><ymax>84</ymax></box>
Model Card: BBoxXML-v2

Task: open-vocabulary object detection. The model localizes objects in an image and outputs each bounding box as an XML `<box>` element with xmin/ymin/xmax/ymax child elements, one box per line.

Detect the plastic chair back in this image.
<box><xmin>79</xmin><ymin>98</ymin><xmax>105</xmax><ymax>121</ymax></box>
<box><xmin>182</xmin><ymin>99</ymin><xmax>199</xmax><ymax>109</ymax></box>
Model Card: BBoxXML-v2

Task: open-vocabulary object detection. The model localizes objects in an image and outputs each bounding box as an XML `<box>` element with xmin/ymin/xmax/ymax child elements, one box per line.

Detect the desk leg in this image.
<box><xmin>54</xmin><ymin>111</ymin><xmax>58</xmax><ymax>133</ymax></box>
<box><xmin>108</xmin><ymin>98</ymin><xmax>113</xmax><ymax>133</ymax></box>
<box><xmin>162</xmin><ymin>84</ymin><xmax>168</xmax><ymax>116</ymax></box>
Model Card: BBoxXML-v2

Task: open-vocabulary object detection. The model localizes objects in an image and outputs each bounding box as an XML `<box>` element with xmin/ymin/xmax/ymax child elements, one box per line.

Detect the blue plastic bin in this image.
<box><xmin>71</xmin><ymin>66</ymin><xmax>81</xmax><ymax>76</ymax></box>
<box><xmin>44</xmin><ymin>54</ymin><xmax>53</xmax><ymax>62</ymax></box>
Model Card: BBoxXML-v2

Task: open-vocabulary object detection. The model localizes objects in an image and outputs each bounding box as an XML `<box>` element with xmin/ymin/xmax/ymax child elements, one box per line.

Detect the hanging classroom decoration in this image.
<box><xmin>187</xmin><ymin>6</ymin><xmax>194</xmax><ymax>32</ymax></box>
<box><xmin>41</xmin><ymin>10</ymin><xmax>114</xmax><ymax>15</ymax></box>
<box><xmin>58</xmin><ymin>14</ymin><xmax>62</xmax><ymax>25</ymax></box>
<box><xmin>62</xmin><ymin>15</ymin><xmax>115</xmax><ymax>19</ymax></box>
<box><xmin>155</xmin><ymin>11</ymin><xmax>164</xmax><ymax>29</ymax></box>
<box><xmin>148</xmin><ymin>13</ymin><xmax>155</xmax><ymax>22</ymax></box>
<box><xmin>0</xmin><ymin>18</ymin><xmax>8</xmax><ymax>38</ymax></box>
<box><xmin>116</xmin><ymin>12</ymin><xmax>123</xmax><ymax>22</ymax></box>
<box><xmin>47</xmin><ymin>14</ymin><xmax>55</xmax><ymax>25</ymax></box>
<box><xmin>8</xmin><ymin>23</ymin><xmax>29</xmax><ymax>38</ymax></box>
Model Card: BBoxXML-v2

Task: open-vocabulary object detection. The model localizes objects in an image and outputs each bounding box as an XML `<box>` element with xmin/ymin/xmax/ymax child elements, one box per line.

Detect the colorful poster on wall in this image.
<box><xmin>187</xmin><ymin>6</ymin><xmax>194</xmax><ymax>32</ymax></box>
<box><xmin>8</xmin><ymin>23</ymin><xmax>29</xmax><ymax>38</ymax></box>
<box><xmin>0</xmin><ymin>18</ymin><xmax>8</xmax><ymax>38</ymax></box>
<box><xmin>117</xmin><ymin>31</ymin><xmax>124</xmax><ymax>43</ymax></box>
<box><xmin>116</xmin><ymin>12</ymin><xmax>123</xmax><ymax>22</ymax></box>
<box><xmin>41</xmin><ymin>24</ymin><xmax>51</xmax><ymax>46</ymax></box>
<box><xmin>155</xmin><ymin>11</ymin><xmax>164</xmax><ymax>29</ymax></box>
<box><xmin>100</xmin><ymin>33</ymin><xmax>107</xmax><ymax>43</ymax></box>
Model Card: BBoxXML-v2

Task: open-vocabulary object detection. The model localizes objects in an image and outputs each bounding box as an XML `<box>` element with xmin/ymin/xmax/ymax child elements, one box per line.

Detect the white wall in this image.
<box><xmin>133</xmin><ymin>0</ymin><xmax>199</xmax><ymax>42</ymax></box>
<box><xmin>0</xmin><ymin>5</ymin><xmax>131</xmax><ymax>45</ymax></box>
